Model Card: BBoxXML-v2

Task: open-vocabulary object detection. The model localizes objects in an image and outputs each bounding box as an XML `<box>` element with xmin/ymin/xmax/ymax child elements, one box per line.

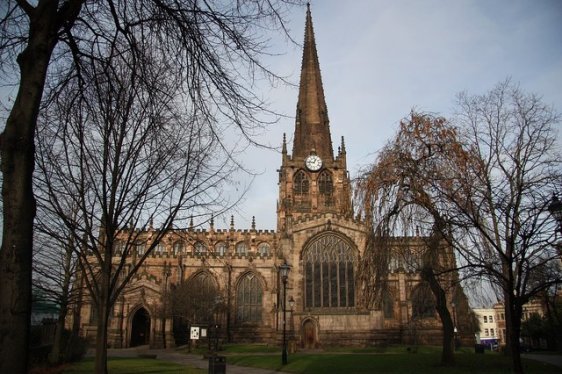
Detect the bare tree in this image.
<box><xmin>32</xmin><ymin>27</ymin><xmax>273</xmax><ymax>370</ymax></box>
<box><xmin>356</xmin><ymin>113</ymin><xmax>470</xmax><ymax>365</ymax></box>
<box><xmin>450</xmin><ymin>80</ymin><xmax>562</xmax><ymax>372</ymax></box>
<box><xmin>32</xmin><ymin>205</ymin><xmax>84</xmax><ymax>365</ymax></box>
<box><xmin>357</xmin><ymin>80</ymin><xmax>562</xmax><ymax>372</ymax></box>
<box><xmin>0</xmin><ymin>1</ymin><xmax>303</xmax><ymax>372</ymax></box>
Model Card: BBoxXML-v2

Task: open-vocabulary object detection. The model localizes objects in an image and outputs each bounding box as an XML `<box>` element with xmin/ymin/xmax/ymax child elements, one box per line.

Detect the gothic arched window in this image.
<box><xmin>183</xmin><ymin>272</ymin><xmax>219</xmax><ymax>323</ymax></box>
<box><xmin>293</xmin><ymin>170</ymin><xmax>309</xmax><ymax>195</ymax></box>
<box><xmin>235</xmin><ymin>242</ymin><xmax>248</xmax><ymax>256</ymax></box>
<box><xmin>318</xmin><ymin>170</ymin><xmax>333</xmax><ymax>195</ymax></box>
<box><xmin>411</xmin><ymin>283</ymin><xmax>435</xmax><ymax>318</ymax></box>
<box><xmin>302</xmin><ymin>233</ymin><xmax>356</xmax><ymax>308</ymax></box>
<box><xmin>382</xmin><ymin>289</ymin><xmax>394</xmax><ymax>319</ymax></box>
<box><xmin>194</xmin><ymin>241</ymin><xmax>207</xmax><ymax>255</ymax></box>
<box><xmin>215</xmin><ymin>242</ymin><xmax>227</xmax><ymax>257</ymax></box>
<box><xmin>236</xmin><ymin>273</ymin><xmax>263</xmax><ymax>323</ymax></box>
<box><xmin>258</xmin><ymin>242</ymin><xmax>270</xmax><ymax>257</ymax></box>
<box><xmin>173</xmin><ymin>240</ymin><xmax>185</xmax><ymax>254</ymax></box>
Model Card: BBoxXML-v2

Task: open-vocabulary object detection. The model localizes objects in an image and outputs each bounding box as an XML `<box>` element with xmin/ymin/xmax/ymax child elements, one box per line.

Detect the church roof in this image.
<box><xmin>292</xmin><ymin>4</ymin><xmax>334</xmax><ymax>161</ymax></box>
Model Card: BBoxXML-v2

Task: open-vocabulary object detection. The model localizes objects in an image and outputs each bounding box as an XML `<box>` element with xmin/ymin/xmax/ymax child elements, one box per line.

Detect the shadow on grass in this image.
<box><xmin>227</xmin><ymin>350</ymin><xmax>561</xmax><ymax>374</ymax></box>
<box><xmin>62</xmin><ymin>357</ymin><xmax>205</xmax><ymax>374</ymax></box>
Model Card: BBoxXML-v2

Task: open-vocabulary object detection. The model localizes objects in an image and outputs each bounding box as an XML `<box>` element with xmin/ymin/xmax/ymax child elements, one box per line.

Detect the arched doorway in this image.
<box><xmin>130</xmin><ymin>307</ymin><xmax>150</xmax><ymax>347</ymax></box>
<box><xmin>302</xmin><ymin>319</ymin><xmax>317</xmax><ymax>349</ymax></box>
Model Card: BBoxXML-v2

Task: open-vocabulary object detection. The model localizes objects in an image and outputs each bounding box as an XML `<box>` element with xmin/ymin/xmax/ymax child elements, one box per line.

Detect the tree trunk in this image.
<box><xmin>0</xmin><ymin>6</ymin><xmax>60</xmax><ymax>372</ymax></box>
<box><xmin>94</xmin><ymin>310</ymin><xmax>109</xmax><ymax>374</ymax></box>
<box><xmin>48</xmin><ymin>307</ymin><xmax>68</xmax><ymax>365</ymax></box>
<box><xmin>422</xmin><ymin>266</ymin><xmax>455</xmax><ymax>366</ymax></box>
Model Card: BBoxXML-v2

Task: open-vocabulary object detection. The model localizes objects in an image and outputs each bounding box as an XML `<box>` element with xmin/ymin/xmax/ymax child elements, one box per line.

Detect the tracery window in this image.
<box><xmin>318</xmin><ymin>170</ymin><xmax>333</xmax><ymax>195</ymax></box>
<box><xmin>236</xmin><ymin>273</ymin><xmax>263</xmax><ymax>323</ymax></box>
<box><xmin>235</xmin><ymin>242</ymin><xmax>248</xmax><ymax>256</ymax></box>
<box><xmin>302</xmin><ymin>233</ymin><xmax>356</xmax><ymax>308</ymax></box>
<box><xmin>194</xmin><ymin>241</ymin><xmax>207</xmax><ymax>255</ymax></box>
<box><xmin>258</xmin><ymin>242</ymin><xmax>270</xmax><ymax>257</ymax></box>
<box><xmin>173</xmin><ymin>240</ymin><xmax>185</xmax><ymax>254</ymax></box>
<box><xmin>186</xmin><ymin>272</ymin><xmax>219</xmax><ymax>322</ymax></box>
<box><xmin>215</xmin><ymin>242</ymin><xmax>227</xmax><ymax>257</ymax></box>
<box><xmin>155</xmin><ymin>242</ymin><xmax>166</xmax><ymax>254</ymax></box>
<box><xmin>114</xmin><ymin>240</ymin><xmax>125</xmax><ymax>255</ymax></box>
<box><xmin>293</xmin><ymin>170</ymin><xmax>309</xmax><ymax>195</ymax></box>
<box><xmin>135</xmin><ymin>242</ymin><xmax>146</xmax><ymax>256</ymax></box>
<box><xmin>411</xmin><ymin>283</ymin><xmax>435</xmax><ymax>318</ymax></box>
<box><xmin>382</xmin><ymin>290</ymin><xmax>394</xmax><ymax>319</ymax></box>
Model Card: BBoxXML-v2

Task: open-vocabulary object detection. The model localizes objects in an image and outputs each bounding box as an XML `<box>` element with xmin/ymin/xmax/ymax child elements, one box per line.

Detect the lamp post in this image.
<box><xmin>451</xmin><ymin>302</ymin><xmax>458</xmax><ymax>349</ymax></box>
<box><xmin>279</xmin><ymin>260</ymin><xmax>291</xmax><ymax>365</ymax></box>
<box><xmin>548</xmin><ymin>193</ymin><xmax>562</xmax><ymax>234</ymax></box>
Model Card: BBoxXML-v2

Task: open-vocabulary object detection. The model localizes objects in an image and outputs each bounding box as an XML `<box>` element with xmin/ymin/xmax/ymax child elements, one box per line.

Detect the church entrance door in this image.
<box><xmin>130</xmin><ymin>308</ymin><xmax>150</xmax><ymax>347</ymax></box>
<box><xmin>302</xmin><ymin>320</ymin><xmax>316</xmax><ymax>349</ymax></box>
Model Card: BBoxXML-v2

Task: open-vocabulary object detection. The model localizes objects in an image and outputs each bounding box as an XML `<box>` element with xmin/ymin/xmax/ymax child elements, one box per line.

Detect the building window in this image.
<box><xmin>411</xmin><ymin>283</ymin><xmax>435</xmax><ymax>318</ymax></box>
<box><xmin>236</xmin><ymin>242</ymin><xmax>248</xmax><ymax>256</ymax></box>
<box><xmin>173</xmin><ymin>240</ymin><xmax>185</xmax><ymax>254</ymax></box>
<box><xmin>485</xmin><ymin>328</ymin><xmax>489</xmax><ymax>336</ymax></box>
<box><xmin>183</xmin><ymin>272</ymin><xmax>219</xmax><ymax>323</ymax></box>
<box><xmin>483</xmin><ymin>316</ymin><xmax>488</xmax><ymax>323</ymax></box>
<box><xmin>489</xmin><ymin>315</ymin><xmax>493</xmax><ymax>323</ymax></box>
<box><xmin>293</xmin><ymin>170</ymin><xmax>309</xmax><ymax>195</ymax></box>
<box><xmin>258</xmin><ymin>243</ymin><xmax>270</xmax><ymax>257</ymax></box>
<box><xmin>318</xmin><ymin>170</ymin><xmax>333</xmax><ymax>195</ymax></box>
<box><xmin>194</xmin><ymin>241</ymin><xmax>207</xmax><ymax>255</ymax></box>
<box><xmin>491</xmin><ymin>328</ymin><xmax>495</xmax><ymax>336</ymax></box>
<box><xmin>303</xmin><ymin>233</ymin><xmax>356</xmax><ymax>308</ymax></box>
<box><xmin>382</xmin><ymin>290</ymin><xmax>394</xmax><ymax>319</ymax></box>
<box><xmin>215</xmin><ymin>242</ymin><xmax>227</xmax><ymax>257</ymax></box>
<box><xmin>236</xmin><ymin>273</ymin><xmax>263</xmax><ymax>323</ymax></box>
<box><xmin>500</xmin><ymin>313</ymin><xmax>505</xmax><ymax>320</ymax></box>
<box><xmin>155</xmin><ymin>242</ymin><xmax>166</xmax><ymax>254</ymax></box>
<box><xmin>114</xmin><ymin>240</ymin><xmax>125</xmax><ymax>255</ymax></box>
<box><xmin>135</xmin><ymin>242</ymin><xmax>146</xmax><ymax>256</ymax></box>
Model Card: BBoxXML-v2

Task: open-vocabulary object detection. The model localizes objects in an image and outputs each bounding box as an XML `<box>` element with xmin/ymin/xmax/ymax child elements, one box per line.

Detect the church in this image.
<box><xmin>75</xmin><ymin>5</ymin><xmax>472</xmax><ymax>349</ymax></box>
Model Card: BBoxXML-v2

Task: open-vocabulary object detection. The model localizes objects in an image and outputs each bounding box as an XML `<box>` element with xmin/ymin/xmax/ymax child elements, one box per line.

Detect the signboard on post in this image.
<box><xmin>190</xmin><ymin>326</ymin><xmax>200</xmax><ymax>340</ymax></box>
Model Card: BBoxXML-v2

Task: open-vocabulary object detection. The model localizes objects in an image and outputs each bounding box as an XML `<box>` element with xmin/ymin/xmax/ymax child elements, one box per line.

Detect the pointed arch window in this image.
<box><xmin>411</xmin><ymin>282</ymin><xmax>435</xmax><ymax>318</ymax></box>
<box><xmin>194</xmin><ymin>241</ymin><xmax>207</xmax><ymax>255</ymax></box>
<box><xmin>236</xmin><ymin>273</ymin><xmax>263</xmax><ymax>323</ymax></box>
<box><xmin>318</xmin><ymin>170</ymin><xmax>333</xmax><ymax>195</ymax></box>
<box><xmin>235</xmin><ymin>242</ymin><xmax>248</xmax><ymax>256</ymax></box>
<box><xmin>293</xmin><ymin>170</ymin><xmax>309</xmax><ymax>195</ymax></box>
<box><xmin>258</xmin><ymin>242</ymin><xmax>271</xmax><ymax>257</ymax></box>
<box><xmin>184</xmin><ymin>272</ymin><xmax>219</xmax><ymax>323</ymax></box>
<box><xmin>303</xmin><ymin>233</ymin><xmax>356</xmax><ymax>308</ymax></box>
<box><xmin>173</xmin><ymin>240</ymin><xmax>185</xmax><ymax>254</ymax></box>
<box><xmin>215</xmin><ymin>242</ymin><xmax>227</xmax><ymax>257</ymax></box>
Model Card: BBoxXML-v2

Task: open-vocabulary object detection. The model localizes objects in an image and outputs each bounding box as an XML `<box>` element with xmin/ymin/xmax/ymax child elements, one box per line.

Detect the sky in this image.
<box><xmin>1</xmin><ymin>1</ymin><xmax>561</xmax><ymax>232</ymax></box>
<box><xmin>222</xmin><ymin>0</ymin><xmax>562</xmax><ymax>230</ymax></box>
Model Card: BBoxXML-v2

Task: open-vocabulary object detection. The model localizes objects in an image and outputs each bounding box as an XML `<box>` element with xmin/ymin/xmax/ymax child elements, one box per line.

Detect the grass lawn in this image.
<box><xmin>62</xmin><ymin>357</ymin><xmax>205</xmax><ymax>374</ymax></box>
<box><xmin>225</xmin><ymin>347</ymin><xmax>560</xmax><ymax>374</ymax></box>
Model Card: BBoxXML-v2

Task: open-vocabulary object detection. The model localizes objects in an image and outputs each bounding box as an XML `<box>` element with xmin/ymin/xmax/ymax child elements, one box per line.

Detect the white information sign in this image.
<box><xmin>190</xmin><ymin>326</ymin><xmax>200</xmax><ymax>340</ymax></box>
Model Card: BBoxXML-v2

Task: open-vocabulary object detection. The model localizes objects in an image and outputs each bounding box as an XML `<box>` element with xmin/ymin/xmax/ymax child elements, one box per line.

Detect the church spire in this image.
<box><xmin>292</xmin><ymin>3</ymin><xmax>334</xmax><ymax>161</ymax></box>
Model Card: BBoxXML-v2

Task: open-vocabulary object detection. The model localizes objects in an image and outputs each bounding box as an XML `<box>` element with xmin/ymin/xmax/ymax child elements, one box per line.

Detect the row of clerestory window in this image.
<box><xmin>114</xmin><ymin>240</ymin><xmax>272</xmax><ymax>257</ymax></box>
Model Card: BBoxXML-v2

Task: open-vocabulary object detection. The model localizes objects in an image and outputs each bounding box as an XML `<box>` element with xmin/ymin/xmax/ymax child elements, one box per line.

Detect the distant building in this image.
<box><xmin>473</xmin><ymin>308</ymin><xmax>498</xmax><ymax>349</ymax></box>
<box><xmin>69</xmin><ymin>5</ymin><xmax>473</xmax><ymax>349</ymax></box>
<box><xmin>491</xmin><ymin>300</ymin><xmax>545</xmax><ymax>347</ymax></box>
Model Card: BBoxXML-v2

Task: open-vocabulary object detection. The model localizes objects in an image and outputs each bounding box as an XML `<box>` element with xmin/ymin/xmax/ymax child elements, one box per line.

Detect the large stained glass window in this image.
<box><xmin>303</xmin><ymin>233</ymin><xmax>356</xmax><ymax>308</ymax></box>
<box><xmin>236</xmin><ymin>273</ymin><xmax>263</xmax><ymax>323</ymax></box>
<box><xmin>411</xmin><ymin>282</ymin><xmax>435</xmax><ymax>318</ymax></box>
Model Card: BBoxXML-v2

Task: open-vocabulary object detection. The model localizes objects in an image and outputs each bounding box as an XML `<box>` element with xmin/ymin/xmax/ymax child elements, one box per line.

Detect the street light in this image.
<box><xmin>279</xmin><ymin>260</ymin><xmax>291</xmax><ymax>365</ymax></box>
<box><xmin>548</xmin><ymin>193</ymin><xmax>562</xmax><ymax>234</ymax></box>
<box><xmin>451</xmin><ymin>302</ymin><xmax>458</xmax><ymax>349</ymax></box>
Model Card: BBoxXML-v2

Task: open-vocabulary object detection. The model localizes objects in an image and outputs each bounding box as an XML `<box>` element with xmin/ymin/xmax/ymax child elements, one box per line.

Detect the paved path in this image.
<box><xmin>99</xmin><ymin>347</ymin><xmax>289</xmax><ymax>374</ymax></box>
<box><xmin>522</xmin><ymin>353</ymin><xmax>562</xmax><ymax>368</ymax></box>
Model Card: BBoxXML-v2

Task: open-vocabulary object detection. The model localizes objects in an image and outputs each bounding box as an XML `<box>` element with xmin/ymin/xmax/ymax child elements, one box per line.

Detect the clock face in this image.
<box><xmin>305</xmin><ymin>155</ymin><xmax>323</xmax><ymax>171</ymax></box>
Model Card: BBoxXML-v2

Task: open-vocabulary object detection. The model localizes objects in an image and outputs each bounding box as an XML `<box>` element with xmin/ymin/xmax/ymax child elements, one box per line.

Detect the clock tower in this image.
<box><xmin>277</xmin><ymin>4</ymin><xmax>354</xmax><ymax>232</ymax></box>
